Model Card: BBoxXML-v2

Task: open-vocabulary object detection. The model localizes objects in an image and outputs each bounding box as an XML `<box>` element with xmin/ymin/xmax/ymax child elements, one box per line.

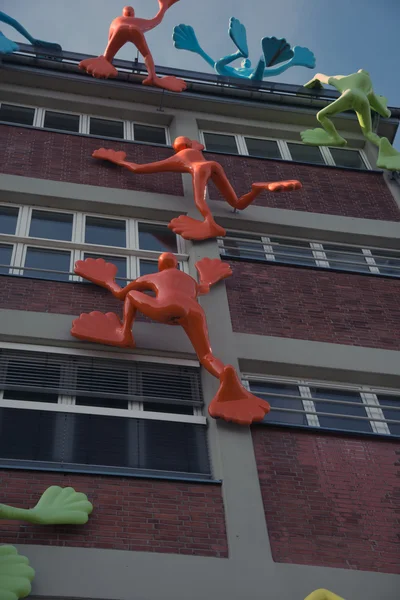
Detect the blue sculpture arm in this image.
<box><xmin>0</xmin><ymin>11</ymin><xmax>36</xmax><ymax>43</ymax></box>
<box><xmin>173</xmin><ymin>24</ymin><xmax>215</xmax><ymax>69</ymax></box>
<box><xmin>0</xmin><ymin>10</ymin><xmax>62</xmax><ymax>54</ymax></box>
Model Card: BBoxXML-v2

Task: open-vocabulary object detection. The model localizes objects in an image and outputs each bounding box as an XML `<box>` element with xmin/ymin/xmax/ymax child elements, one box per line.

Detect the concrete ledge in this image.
<box><xmin>236</xmin><ymin>332</ymin><xmax>400</xmax><ymax>388</ymax></box>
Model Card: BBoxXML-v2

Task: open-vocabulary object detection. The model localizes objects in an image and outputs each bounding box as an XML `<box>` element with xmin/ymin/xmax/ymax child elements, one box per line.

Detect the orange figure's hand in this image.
<box><xmin>160</xmin><ymin>0</ymin><xmax>181</xmax><ymax>9</ymax></box>
<box><xmin>262</xmin><ymin>180</ymin><xmax>302</xmax><ymax>193</ymax></box>
<box><xmin>209</xmin><ymin>366</ymin><xmax>271</xmax><ymax>426</ymax></box>
<box><xmin>71</xmin><ymin>312</ymin><xmax>135</xmax><ymax>348</ymax></box>
<box><xmin>79</xmin><ymin>56</ymin><xmax>118</xmax><ymax>79</ymax></box>
<box><xmin>92</xmin><ymin>148</ymin><xmax>127</xmax><ymax>165</ymax></box>
<box><xmin>196</xmin><ymin>258</ymin><xmax>232</xmax><ymax>293</ymax></box>
<box><xmin>169</xmin><ymin>216</ymin><xmax>226</xmax><ymax>241</ymax></box>
<box><xmin>75</xmin><ymin>257</ymin><xmax>118</xmax><ymax>288</ymax></box>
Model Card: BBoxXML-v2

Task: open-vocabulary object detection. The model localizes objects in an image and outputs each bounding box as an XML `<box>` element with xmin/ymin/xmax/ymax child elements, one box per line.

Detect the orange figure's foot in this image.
<box><xmin>143</xmin><ymin>75</ymin><xmax>187</xmax><ymax>93</ymax></box>
<box><xmin>209</xmin><ymin>366</ymin><xmax>270</xmax><ymax>426</ymax></box>
<box><xmin>92</xmin><ymin>148</ymin><xmax>127</xmax><ymax>165</ymax></box>
<box><xmin>71</xmin><ymin>312</ymin><xmax>135</xmax><ymax>348</ymax></box>
<box><xmin>262</xmin><ymin>180</ymin><xmax>302</xmax><ymax>193</ymax></box>
<box><xmin>75</xmin><ymin>258</ymin><xmax>118</xmax><ymax>288</ymax></box>
<box><xmin>168</xmin><ymin>216</ymin><xmax>226</xmax><ymax>241</ymax></box>
<box><xmin>79</xmin><ymin>56</ymin><xmax>118</xmax><ymax>79</ymax></box>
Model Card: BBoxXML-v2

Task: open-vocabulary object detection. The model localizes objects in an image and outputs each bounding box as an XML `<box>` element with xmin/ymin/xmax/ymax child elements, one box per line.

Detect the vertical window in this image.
<box><xmin>138</xmin><ymin>223</ymin><xmax>178</xmax><ymax>253</ymax></box>
<box><xmin>0</xmin><ymin>244</ymin><xmax>13</xmax><ymax>275</ymax></box>
<box><xmin>0</xmin><ymin>206</ymin><xmax>19</xmax><ymax>235</ymax></box>
<box><xmin>203</xmin><ymin>132</ymin><xmax>239</xmax><ymax>154</ymax></box>
<box><xmin>29</xmin><ymin>210</ymin><xmax>73</xmax><ymax>241</ymax></box>
<box><xmin>43</xmin><ymin>111</ymin><xmax>80</xmax><ymax>133</ymax></box>
<box><xmin>329</xmin><ymin>148</ymin><xmax>367</xmax><ymax>170</ymax></box>
<box><xmin>139</xmin><ymin>259</ymin><xmax>159</xmax><ymax>276</ymax></box>
<box><xmin>85</xmin><ymin>216</ymin><xmax>126</xmax><ymax>247</ymax></box>
<box><xmin>89</xmin><ymin>118</ymin><xmax>124</xmax><ymax>139</ymax></box>
<box><xmin>287</xmin><ymin>143</ymin><xmax>325</xmax><ymax>164</ymax></box>
<box><xmin>376</xmin><ymin>395</ymin><xmax>400</xmax><ymax>436</ymax></box>
<box><xmin>133</xmin><ymin>124</ymin><xmax>167</xmax><ymax>145</ymax></box>
<box><xmin>244</xmin><ymin>138</ymin><xmax>281</xmax><ymax>159</ymax></box>
<box><xmin>23</xmin><ymin>247</ymin><xmax>71</xmax><ymax>281</ymax></box>
<box><xmin>0</xmin><ymin>104</ymin><xmax>35</xmax><ymax>126</ymax></box>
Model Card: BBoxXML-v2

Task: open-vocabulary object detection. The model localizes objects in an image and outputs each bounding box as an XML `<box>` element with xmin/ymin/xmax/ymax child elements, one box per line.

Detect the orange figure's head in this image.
<box><xmin>158</xmin><ymin>252</ymin><xmax>178</xmax><ymax>271</ymax></box>
<box><xmin>123</xmin><ymin>6</ymin><xmax>135</xmax><ymax>17</ymax></box>
<box><xmin>173</xmin><ymin>136</ymin><xmax>205</xmax><ymax>153</ymax></box>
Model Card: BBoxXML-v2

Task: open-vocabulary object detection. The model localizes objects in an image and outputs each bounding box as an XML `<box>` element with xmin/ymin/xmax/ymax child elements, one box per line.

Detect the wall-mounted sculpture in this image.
<box><xmin>79</xmin><ymin>2</ymin><xmax>186</xmax><ymax>93</ymax></box>
<box><xmin>0</xmin><ymin>11</ymin><xmax>62</xmax><ymax>55</ymax></box>
<box><xmin>301</xmin><ymin>70</ymin><xmax>400</xmax><ymax>171</ymax></box>
<box><xmin>305</xmin><ymin>590</ymin><xmax>345</xmax><ymax>600</ymax></box>
<box><xmin>0</xmin><ymin>545</ymin><xmax>35</xmax><ymax>600</ymax></box>
<box><xmin>93</xmin><ymin>139</ymin><xmax>301</xmax><ymax>241</ymax></box>
<box><xmin>173</xmin><ymin>17</ymin><xmax>315</xmax><ymax>81</ymax></box>
<box><xmin>0</xmin><ymin>486</ymin><xmax>93</xmax><ymax>525</ymax></box>
<box><xmin>71</xmin><ymin>255</ymin><xmax>271</xmax><ymax>426</ymax></box>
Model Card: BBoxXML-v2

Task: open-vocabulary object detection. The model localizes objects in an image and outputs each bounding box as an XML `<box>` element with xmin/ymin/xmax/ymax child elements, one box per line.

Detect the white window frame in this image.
<box><xmin>0</xmin><ymin>101</ymin><xmax>39</xmax><ymax>127</ymax></box>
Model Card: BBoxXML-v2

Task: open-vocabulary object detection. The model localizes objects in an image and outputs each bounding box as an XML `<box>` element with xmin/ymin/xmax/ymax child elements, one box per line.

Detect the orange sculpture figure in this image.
<box><xmin>79</xmin><ymin>2</ymin><xmax>186</xmax><ymax>93</ymax></box>
<box><xmin>71</xmin><ymin>254</ymin><xmax>271</xmax><ymax>426</ymax></box>
<box><xmin>93</xmin><ymin>138</ymin><xmax>302</xmax><ymax>241</ymax></box>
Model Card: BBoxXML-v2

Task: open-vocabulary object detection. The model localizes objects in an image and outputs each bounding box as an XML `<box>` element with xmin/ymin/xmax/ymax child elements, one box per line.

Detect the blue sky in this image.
<box><xmin>2</xmin><ymin>0</ymin><xmax>400</xmax><ymax>144</ymax></box>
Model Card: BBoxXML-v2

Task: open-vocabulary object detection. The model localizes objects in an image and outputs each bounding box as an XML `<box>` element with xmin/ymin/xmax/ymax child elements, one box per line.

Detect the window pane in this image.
<box><xmin>84</xmin><ymin>253</ymin><xmax>127</xmax><ymax>282</ymax></box>
<box><xmin>0</xmin><ymin>104</ymin><xmax>34</xmax><ymax>126</ymax></box>
<box><xmin>3</xmin><ymin>390</ymin><xmax>58</xmax><ymax>403</ymax></box>
<box><xmin>377</xmin><ymin>395</ymin><xmax>400</xmax><ymax>436</ymax></box>
<box><xmin>43</xmin><ymin>111</ymin><xmax>80</xmax><ymax>133</ymax></box>
<box><xmin>0</xmin><ymin>244</ymin><xmax>13</xmax><ymax>275</ymax></box>
<box><xmin>310</xmin><ymin>388</ymin><xmax>372</xmax><ymax>432</ymax></box>
<box><xmin>270</xmin><ymin>237</ymin><xmax>315</xmax><ymax>266</ymax></box>
<box><xmin>245</xmin><ymin>138</ymin><xmax>281</xmax><ymax>159</ymax></box>
<box><xmin>371</xmin><ymin>249</ymin><xmax>400</xmax><ymax>277</ymax></box>
<box><xmin>0</xmin><ymin>408</ymin><xmax>57</xmax><ymax>462</ymax></box>
<box><xmin>90</xmin><ymin>118</ymin><xmax>124</xmax><ymax>139</ymax></box>
<box><xmin>323</xmin><ymin>244</ymin><xmax>370</xmax><ymax>272</ymax></box>
<box><xmin>72</xmin><ymin>413</ymin><xmax>131</xmax><ymax>467</ymax></box>
<box><xmin>143</xmin><ymin>402</ymin><xmax>194</xmax><ymax>415</ymax></box>
<box><xmin>250</xmin><ymin>382</ymin><xmax>306</xmax><ymax>425</ymax></box>
<box><xmin>203</xmin><ymin>132</ymin><xmax>239</xmax><ymax>154</ymax></box>
<box><xmin>133</xmin><ymin>124</ymin><xmax>166</xmax><ymax>145</ymax></box>
<box><xmin>24</xmin><ymin>247</ymin><xmax>71</xmax><ymax>281</ymax></box>
<box><xmin>85</xmin><ymin>216</ymin><xmax>126</xmax><ymax>247</ymax></box>
<box><xmin>0</xmin><ymin>206</ymin><xmax>19</xmax><ymax>234</ymax></box>
<box><xmin>139</xmin><ymin>259</ymin><xmax>159</xmax><ymax>276</ymax></box>
<box><xmin>75</xmin><ymin>395</ymin><xmax>129</xmax><ymax>410</ymax></box>
<box><xmin>29</xmin><ymin>210</ymin><xmax>73</xmax><ymax>241</ymax></box>
<box><xmin>223</xmin><ymin>233</ymin><xmax>264</xmax><ymax>260</ymax></box>
<box><xmin>138</xmin><ymin>223</ymin><xmax>177</xmax><ymax>253</ymax></box>
<box><xmin>330</xmin><ymin>148</ymin><xmax>367</xmax><ymax>170</ymax></box>
<box><xmin>287</xmin><ymin>143</ymin><xmax>325</xmax><ymax>164</ymax></box>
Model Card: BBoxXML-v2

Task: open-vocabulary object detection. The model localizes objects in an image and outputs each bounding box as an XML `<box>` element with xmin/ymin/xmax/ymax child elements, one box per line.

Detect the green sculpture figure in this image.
<box><xmin>0</xmin><ymin>545</ymin><xmax>35</xmax><ymax>600</ymax></box>
<box><xmin>301</xmin><ymin>69</ymin><xmax>400</xmax><ymax>171</ymax></box>
<box><xmin>0</xmin><ymin>486</ymin><xmax>93</xmax><ymax>525</ymax></box>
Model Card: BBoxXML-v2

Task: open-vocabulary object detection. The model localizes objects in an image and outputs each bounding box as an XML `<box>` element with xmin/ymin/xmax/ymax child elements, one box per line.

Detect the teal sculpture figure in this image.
<box><xmin>0</xmin><ymin>486</ymin><xmax>93</xmax><ymax>525</ymax></box>
<box><xmin>173</xmin><ymin>17</ymin><xmax>315</xmax><ymax>80</ymax></box>
<box><xmin>301</xmin><ymin>69</ymin><xmax>400</xmax><ymax>171</ymax></box>
<box><xmin>0</xmin><ymin>11</ymin><xmax>62</xmax><ymax>55</ymax></box>
<box><xmin>0</xmin><ymin>546</ymin><xmax>35</xmax><ymax>600</ymax></box>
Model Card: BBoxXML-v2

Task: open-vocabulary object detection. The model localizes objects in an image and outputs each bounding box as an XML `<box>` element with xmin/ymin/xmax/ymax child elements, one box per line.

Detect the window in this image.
<box><xmin>244</xmin><ymin>138</ymin><xmax>281</xmax><ymax>159</ymax></box>
<box><xmin>203</xmin><ymin>132</ymin><xmax>239</xmax><ymax>154</ymax></box>
<box><xmin>219</xmin><ymin>232</ymin><xmax>400</xmax><ymax>278</ymax></box>
<box><xmin>246</xmin><ymin>376</ymin><xmax>400</xmax><ymax>437</ymax></box>
<box><xmin>0</xmin><ymin>103</ymin><xmax>35</xmax><ymax>126</ymax></box>
<box><xmin>133</xmin><ymin>124</ymin><xmax>167</xmax><ymax>145</ymax></box>
<box><xmin>43</xmin><ymin>110</ymin><xmax>80</xmax><ymax>133</ymax></box>
<box><xmin>329</xmin><ymin>148</ymin><xmax>367</xmax><ymax>170</ymax></box>
<box><xmin>287</xmin><ymin>143</ymin><xmax>325</xmax><ymax>165</ymax></box>
<box><xmin>89</xmin><ymin>117</ymin><xmax>124</xmax><ymax>139</ymax></box>
<box><xmin>0</xmin><ymin>347</ymin><xmax>210</xmax><ymax>479</ymax></box>
<box><xmin>0</xmin><ymin>204</ymin><xmax>187</xmax><ymax>282</ymax></box>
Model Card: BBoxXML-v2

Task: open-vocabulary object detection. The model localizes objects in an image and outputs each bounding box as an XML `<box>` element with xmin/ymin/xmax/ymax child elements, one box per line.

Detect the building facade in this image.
<box><xmin>0</xmin><ymin>44</ymin><xmax>399</xmax><ymax>599</ymax></box>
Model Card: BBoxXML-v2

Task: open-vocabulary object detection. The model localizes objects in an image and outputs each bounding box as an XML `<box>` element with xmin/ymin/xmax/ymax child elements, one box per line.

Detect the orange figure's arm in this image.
<box><xmin>74</xmin><ymin>258</ymin><xmax>152</xmax><ymax>299</ymax></box>
<box><xmin>92</xmin><ymin>148</ymin><xmax>185</xmax><ymax>175</ymax></box>
<box><xmin>135</xmin><ymin>0</ymin><xmax>181</xmax><ymax>33</ymax></box>
<box><xmin>195</xmin><ymin>258</ymin><xmax>233</xmax><ymax>295</ymax></box>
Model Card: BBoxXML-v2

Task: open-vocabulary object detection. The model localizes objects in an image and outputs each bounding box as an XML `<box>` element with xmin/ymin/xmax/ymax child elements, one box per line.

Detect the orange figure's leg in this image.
<box><xmin>79</xmin><ymin>30</ymin><xmax>128</xmax><ymax>79</ymax></box>
<box><xmin>181</xmin><ymin>307</ymin><xmax>225</xmax><ymax>378</ymax></box>
<box><xmin>169</xmin><ymin>167</ymin><xmax>226</xmax><ymax>241</ymax></box>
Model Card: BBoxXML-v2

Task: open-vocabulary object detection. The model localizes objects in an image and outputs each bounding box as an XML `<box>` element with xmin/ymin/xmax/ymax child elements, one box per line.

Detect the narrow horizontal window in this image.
<box><xmin>309</xmin><ymin>387</ymin><xmax>372</xmax><ymax>433</ymax></box>
<box><xmin>270</xmin><ymin>237</ymin><xmax>315</xmax><ymax>266</ymax></box>
<box><xmin>43</xmin><ymin>111</ymin><xmax>80</xmax><ymax>133</ymax></box>
<box><xmin>23</xmin><ymin>247</ymin><xmax>71</xmax><ymax>281</ymax></box>
<box><xmin>376</xmin><ymin>395</ymin><xmax>400</xmax><ymax>436</ymax></box>
<box><xmin>287</xmin><ymin>143</ymin><xmax>325</xmax><ymax>165</ymax></box>
<box><xmin>322</xmin><ymin>244</ymin><xmax>370</xmax><ymax>272</ymax></box>
<box><xmin>203</xmin><ymin>132</ymin><xmax>239</xmax><ymax>154</ymax></box>
<box><xmin>29</xmin><ymin>210</ymin><xmax>73</xmax><ymax>242</ymax></box>
<box><xmin>329</xmin><ymin>148</ymin><xmax>367</xmax><ymax>170</ymax></box>
<box><xmin>0</xmin><ymin>104</ymin><xmax>35</xmax><ymax>126</ymax></box>
<box><xmin>89</xmin><ymin>117</ymin><xmax>124</xmax><ymax>139</ymax></box>
<box><xmin>370</xmin><ymin>249</ymin><xmax>400</xmax><ymax>277</ymax></box>
<box><xmin>250</xmin><ymin>382</ymin><xmax>307</xmax><ymax>426</ymax></box>
<box><xmin>133</xmin><ymin>124</ymin><xmax>166</xmax><ymax>145</ymax></box>
<box><xmin>85</xmin><ymin>216</ymin><xmax>126</xmax><ymax>247</ymax></box>
<box><xmin>0</xmin><ymin>244</ymin><xmax>13</xmax><ymax>275</ymax></box>
<box><xmin>0</xmin><ymin>206</ymin><xmax>19</xmax><ymax>235</ymax></box>
<box><xmin>245</xmin><ymin>138</ymin><xmax>281</xmax><ymax>159</ymax></box>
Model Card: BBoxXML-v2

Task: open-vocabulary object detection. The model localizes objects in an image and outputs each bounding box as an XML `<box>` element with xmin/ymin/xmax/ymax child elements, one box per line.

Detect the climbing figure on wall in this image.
<box><xmin>0</xmin><ymin>10</ymin><xmax>62</xmax><ymax>55</ymax></box>
<box><xmin>79</xmin><ymin>2</ymin><xmax>186</xmax><ymax>92</ymax></box>
<box><xmin>173</xmin><ymin>17</ymin><xmax>315</xmax><ymax>80</ymax></box>
<box><xmin>71</xmin><ymin>254</ymin><xmax>271</xmax><ymax>426</ymax></box>
<box><xmin>93</xmin><ymin>138</ymin><xmax>301</xmax><ymax>241</ymax></box>
<box><xmin>301</xmin><ymin>69</ymin><xmax>400</xmax><ymax>171</ymax></box>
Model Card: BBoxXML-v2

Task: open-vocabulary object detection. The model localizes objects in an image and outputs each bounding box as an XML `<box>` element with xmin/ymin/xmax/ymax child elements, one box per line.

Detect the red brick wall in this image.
<box><xmin>253</xmin><ymin>427</ymin><xmax>400</xmax><ymax>573</ymax></box>
<box><xmin>206</xmin><ymin>152</ymin><xmax>400</xmax><ymax>221</ymax></box>
<box><xmin>226</xmin><ymin>261</ymin><xmax>400</xmax><ymax>350</ymax></box>
<box><xmin>0</xmin><ymin>470</ymin><xmax>228</xmax><ymax>556</ymax></box>
<box><xmin>0</xmin><ymin>125</ymin><xmax>183</xmax><ymax>196</ymax></box>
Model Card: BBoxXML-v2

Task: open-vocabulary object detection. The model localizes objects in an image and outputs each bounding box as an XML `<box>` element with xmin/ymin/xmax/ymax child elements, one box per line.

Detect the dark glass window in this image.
<box><xmin>0</xmin><ymin>206</ymin><xmax>19</xmax><ymax>234</ymax></box>
<box><xmin>24</xmin><ymin>247</ymin><xmax>71</xmax><ymax>281</ymax></box>
<box><xmin>203</xmin><ymin>132</ymin><xmax>239</xmax><ymax>154</ymax></box>
<box><xmin>0</xmin><ymin>408</ymin><xmax>58</xmax><ymax>462</ymax></box>
<box><xmin>0</xmin><ymin>104</ymin><xmax>35</xmax><ymax>126</ymax></box>
<box><xmin>139</xmin><ymin>259</ymin><xmax>159</xmax><ymax>276</ymax></box>
<box><xmin>143</xmin><ymin>402</ymin><xmax>194</xmax><ymax>415</ymax></box>
<box><xmin>377</xmin><ymin>395</ymin><xmax>400</xmax><ymax>436</ymax></box>
<box><xmin>83</xmin><ymin>253</ymin><xmax>127</xmax><ymax>283</ymax></box>
<box><xmin>43</xmin><ymin>111</ymin><xmax>80</xmax><ymax>133</ymax></box>
<box><xmin>245</xmin><ymin>138</ymin><xmax>281</xmax><ymax>159</ymax></box>
<box><xmin>270</xmin><ymin>237</ymin><xmax>315</xmax><ymax>266</ymax></box>
<box><xmin>250</xmin><ymin>382</ymin><xmax>306</xmax><ymax>425</ymax></box>
<box><xmin>75</xmin><ymin>395</ymin><xmax>129</xmax><ymax>411</ymax></box>
<box><xmin>323</xmin><ymin>244</ymin><xmax>370</xmax><ymax>272</ymax></box>
<box><xmin>223</xmin><ymin>233</ymin><xmax>264</xmax><ymax>260</ymax></box>
<box><xmin>3</xmin><ymin>390</ymin><xmax>58</xmax><ymax>403</ymax></box>
<box><xmin>29</xmin><ymin>210</ymin><xmax>73</xmax><ymax>241</ymax></box>
<box><xmin>330</xmin><ymin>148</ymin><xmax>367</xmax><ymax>170</ymax></box>
<box><xmin>287</xmin><ymin>143</ymin><xmax>325</xmax><ymax>164</ymax></box>
<box><xmin>133</xmin><ymin>124</ymin><xmax>166</xmax><ymax>145</ymax></box>
<box><xmin>0</xmin><ymin>244</ymin><xmax>13</xmax><ymax>275</ymax></box>
<box><xmin>85</xmin><ymin>216</ymin><xmax>126</xmax><ymax>247</ymax></box>
<box><xmin>90</xmin><ymin>118</ymin><xmax>124</xmax><ymax>139</ymax></box>
<box><xmin>138</xmin><ymin>223</ymin><xmax>177</xmax><ymax>253</ymax></box>
<box><xmin>371</xmin><ymin>249</ymin><xmax>400</xmax><ymax>277</ymax></box>
<box><xmin>310</xmin><ymin>388</ymin><xmax>372</xmax><ymax>432</ymax></box>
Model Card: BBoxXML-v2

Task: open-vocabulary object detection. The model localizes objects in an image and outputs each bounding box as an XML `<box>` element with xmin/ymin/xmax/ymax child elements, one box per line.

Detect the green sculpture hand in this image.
<box><xmin>0</xmin><ymin>545</ymin><xmax>35</xmax><ymax>600</ymax></box>
<box><xmin>0</xmin><ymin>486</ymin><xmax>93</xmax><ymax>525</ymax></box>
